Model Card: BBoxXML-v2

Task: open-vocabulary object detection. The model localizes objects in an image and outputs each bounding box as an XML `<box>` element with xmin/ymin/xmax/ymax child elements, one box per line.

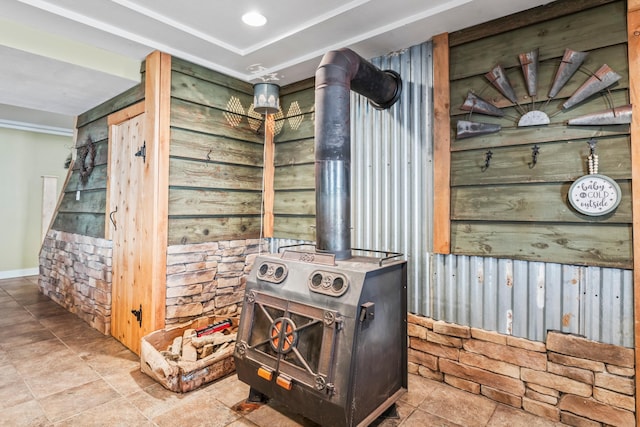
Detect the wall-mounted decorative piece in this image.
<box><xmin>456</xmin><ymin>48</ymin><xmax>631</xmax><ymax>139</ymax></box>
<box><xmin>78</xmin><ymin>136</ymin><xmax>96</xmax><ymax>185</ymax></box>
<box><xmin>568</xmin><ymin>138</ymin><xmax>621</xmax><ymax>217</ymax></box>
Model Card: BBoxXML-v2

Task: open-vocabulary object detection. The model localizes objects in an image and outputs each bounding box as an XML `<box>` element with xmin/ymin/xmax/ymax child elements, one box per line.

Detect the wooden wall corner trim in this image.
<box><xmin>263</xmin><ymin>115</ymin><xmax>275</xmax><ymax>237</ymax></box>
<box><xmin>144</xmin><ymin>50</ymin><xmax>170</xmax><ymax>331</ymax></box>
<box><xmin>626</xmin><ymin>5</ymin><xmax>640</xmax><ymax>418</ymax></box>
<box><xmin>432</xmin><ymin>32</ymin><xmax>451</xmax><ymax>254</ymax></box>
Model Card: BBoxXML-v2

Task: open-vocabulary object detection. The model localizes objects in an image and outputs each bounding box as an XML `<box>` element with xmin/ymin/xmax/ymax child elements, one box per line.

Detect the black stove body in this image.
<box><xmin>234</xmin><ymin>250</ymin><xmax>407</xmax><ymax>426</ymax></box>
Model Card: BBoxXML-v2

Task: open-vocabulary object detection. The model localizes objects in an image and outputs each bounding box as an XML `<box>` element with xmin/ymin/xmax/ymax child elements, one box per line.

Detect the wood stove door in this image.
<box><xmin>239</xmin><ymin>291</ymin><xmax>340</xmax><ymax>393</ymax></box>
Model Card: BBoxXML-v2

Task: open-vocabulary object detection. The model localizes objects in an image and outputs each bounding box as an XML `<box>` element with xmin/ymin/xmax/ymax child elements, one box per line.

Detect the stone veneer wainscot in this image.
<box><xmin>39</xmin><ymin>230</ymin><xmax>266</xmax><ymax>334</ymax></box>
<box><xmin>39</xmin><ymin>229</ymin><xmax>113</xmax><ymax>334</ymax></box>
<box><xmin>408</xmin><ymin>313</ymin><xmax>636</xmax><ymax>427</ymax></box>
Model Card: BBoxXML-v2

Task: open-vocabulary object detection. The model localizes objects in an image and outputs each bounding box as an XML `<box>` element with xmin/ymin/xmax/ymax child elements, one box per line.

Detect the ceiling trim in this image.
<box><xmin>250</xmin><ymin>0</ymin><xmax>474</xmax><ymax>81</ymax></box>
<box><xmin>0</xmin><ymin>119</ymin><xmax>73</xmax><ymax>136</ymax></box>
<box><xmin>110</xmin><ymin>0</ymin><xmax>242</xmax><ymax>54</ymax></box>
<box><xmin>17</xmin><ymin>0</ymin><xmax>250</xmax><ymax>80</ymax></box>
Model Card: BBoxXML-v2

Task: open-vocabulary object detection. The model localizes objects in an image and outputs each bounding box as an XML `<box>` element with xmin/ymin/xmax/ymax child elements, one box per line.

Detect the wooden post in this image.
<box><xmin>144</xmin><ymin>51</ymin><xmax>171</xmax><ymax>332</ymax></box>
<box><xmin>263</xmin><ymin>114</ymin><xmax>275</xmax><ymax>237</ymax></box>
<box><xmin>432</xmin><ymin>32</ymin><xmax>451</xmax><ymax>254</ymax></box>
<box><xmin>627</xmin><ymin>0</ymin><xmax>640</xmax><ymax>418</ymax></box>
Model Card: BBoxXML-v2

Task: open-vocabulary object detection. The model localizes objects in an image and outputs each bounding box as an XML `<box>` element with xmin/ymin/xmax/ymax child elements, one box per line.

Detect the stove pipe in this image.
<box><xmin>314</xmin><ymin>48</ymin><xmax>402</xmax><ymax>260</ymax></box>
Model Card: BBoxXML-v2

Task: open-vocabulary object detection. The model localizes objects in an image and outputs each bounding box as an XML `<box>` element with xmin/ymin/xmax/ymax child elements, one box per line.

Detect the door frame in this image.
<box><xmin>105</xmin><ymin>51</ymin><xmax>171</xmax><ymax>352</ymax></box>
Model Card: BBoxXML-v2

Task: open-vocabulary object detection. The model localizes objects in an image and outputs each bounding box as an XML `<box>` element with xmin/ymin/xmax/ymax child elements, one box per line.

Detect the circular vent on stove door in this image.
<box><xmin>256</xmin><ymin>262</ymin><xmax>288</xmax><ymax>284</ymax></box>
<box><xmin>308</xmin><ymin>271</ymin><xmax>349</xmax><ymax>297</ymax></box>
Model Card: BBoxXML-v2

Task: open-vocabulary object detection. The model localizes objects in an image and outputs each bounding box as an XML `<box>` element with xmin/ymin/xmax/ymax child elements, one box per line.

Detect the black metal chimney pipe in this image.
<box><xmin>314</xmin><ymin>48</ymin><xmax>402</xmax><ymax>260</ymax></box>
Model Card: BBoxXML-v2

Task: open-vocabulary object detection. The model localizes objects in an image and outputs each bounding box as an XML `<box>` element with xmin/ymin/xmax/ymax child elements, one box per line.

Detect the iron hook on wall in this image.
<box><xmin>481</xmin><ymin>150</ymin><xmax>493</xmax><ymax>172</ymax></box>
<box><xmin>528</xmin><ymin>144</ymin><xmax>540</xmax><ymax>169</ymax></box>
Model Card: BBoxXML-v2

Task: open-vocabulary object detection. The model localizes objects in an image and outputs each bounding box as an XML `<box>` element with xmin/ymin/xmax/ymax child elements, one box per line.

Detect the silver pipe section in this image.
<box><xmin>314</xmin><ymin>48</ymin><xmax>401</xmax><ymax>260</ymax></box>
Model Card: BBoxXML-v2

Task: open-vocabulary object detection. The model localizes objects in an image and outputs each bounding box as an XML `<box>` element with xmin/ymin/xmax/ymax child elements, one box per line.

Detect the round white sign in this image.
<box><xmin>568</xmin><ymin>174</ymin><xmax>621</xmax><ymax>216</ymax></box>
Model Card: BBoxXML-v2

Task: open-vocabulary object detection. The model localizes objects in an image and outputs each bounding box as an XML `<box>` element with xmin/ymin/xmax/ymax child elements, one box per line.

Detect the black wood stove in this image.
<box><xmin>234</xmin><ymin>48</ymin><xmax>407</xmax><ymax>427</ymax></box>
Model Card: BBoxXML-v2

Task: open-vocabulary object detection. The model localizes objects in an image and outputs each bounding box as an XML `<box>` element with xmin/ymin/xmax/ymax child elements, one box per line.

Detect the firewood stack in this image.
<box><xmin>160</xmin><ymin>319</ymin><xmax>237</xmax><ymax>363</ymax></box>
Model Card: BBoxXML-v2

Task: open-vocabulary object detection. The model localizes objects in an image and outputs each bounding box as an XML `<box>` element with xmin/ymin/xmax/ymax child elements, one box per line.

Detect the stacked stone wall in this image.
<box><xmin>38</xmin><ymin>230</ymin><xmax>113</xmax><ymax>334</ymax></box>
<box><xmin>165</xmin><ymin>239</ymin><xmax>265</xmax><ymax>325</ymax></box>
<box><xmin>408</xmin><ymin>314</ymin><xmax>636</xmax><ymax>426</ymax></box>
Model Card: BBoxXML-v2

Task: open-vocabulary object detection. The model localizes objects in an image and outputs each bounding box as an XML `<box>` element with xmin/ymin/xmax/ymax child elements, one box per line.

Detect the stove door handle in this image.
<box><xmin>359</xmin><ymin>302</ymin><xmax>375</xmax><ymax>323</ymax></box>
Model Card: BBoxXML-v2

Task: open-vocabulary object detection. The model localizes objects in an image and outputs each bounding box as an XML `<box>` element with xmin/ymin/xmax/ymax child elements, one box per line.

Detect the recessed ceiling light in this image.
<box><xmin>242</xmin><ymin>11</ymin><xmax>267</xmax><ymax>27</ymax></box>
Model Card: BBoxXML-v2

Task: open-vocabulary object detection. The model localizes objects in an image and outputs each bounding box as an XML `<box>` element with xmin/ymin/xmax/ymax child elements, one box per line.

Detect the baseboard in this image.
<box><xmin>0</xmin><ymin>268</ymin><xmax>39</xmax><ymax>280</ymax></box>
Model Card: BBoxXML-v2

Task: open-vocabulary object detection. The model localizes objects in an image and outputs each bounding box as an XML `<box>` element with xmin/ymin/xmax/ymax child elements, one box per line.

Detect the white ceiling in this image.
<box><xmin>0</xmin><ymin>0</ymin><xmax>553</xmax><ymax>133</ymax></box>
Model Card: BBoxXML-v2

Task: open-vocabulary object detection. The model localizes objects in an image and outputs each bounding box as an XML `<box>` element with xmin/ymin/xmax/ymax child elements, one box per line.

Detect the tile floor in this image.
<box><xmin>0</xmin><ymin>276</ymin><xmax>568</xmax><ymax>427</ymax></box>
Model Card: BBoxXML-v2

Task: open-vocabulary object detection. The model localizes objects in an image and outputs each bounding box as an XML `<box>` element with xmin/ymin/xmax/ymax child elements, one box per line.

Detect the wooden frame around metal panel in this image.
<box><xmin>432</xmin><ymin>32</ymin><xmax>451</xmax><ymax>254</ymax></box>
<box><xmin>626</xmin><ymin>0</ymin><xmax>640</xmax><ymax>416</ymax></box>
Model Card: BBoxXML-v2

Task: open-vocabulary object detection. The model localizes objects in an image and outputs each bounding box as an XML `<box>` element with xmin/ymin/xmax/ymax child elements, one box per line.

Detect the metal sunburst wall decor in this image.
<box><xmin>456</xmin><ymin>48</ymin><xmax>632</xmax><ymax>139</ymax></box>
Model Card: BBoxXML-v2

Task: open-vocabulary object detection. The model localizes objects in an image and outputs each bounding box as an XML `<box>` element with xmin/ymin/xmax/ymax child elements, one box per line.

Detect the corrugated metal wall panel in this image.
<box><xmin>351</xmin><ymin>43</ymin><xmax>434</xmax><ymax>317</ymax></box>
<box><xmin>431</xmin><ymin>254</ymin><xmax>633</xmax><ymax>347</ymax></box>
<box><xmin>269</xmin><ymin>41</ymin><xmax>633</xmax><ymax>348</ymax></box>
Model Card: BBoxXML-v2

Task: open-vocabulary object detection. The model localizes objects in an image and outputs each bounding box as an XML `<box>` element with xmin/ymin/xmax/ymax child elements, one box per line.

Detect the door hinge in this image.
<box><xmin>131</xmin><ymin>304</ymin><xmax>142</xmax><ymax>328</ymax></box>
<box><xmin>134</xmin><ymin>141</ymin><xmax>146</xmax><ymax>163</ymax></box>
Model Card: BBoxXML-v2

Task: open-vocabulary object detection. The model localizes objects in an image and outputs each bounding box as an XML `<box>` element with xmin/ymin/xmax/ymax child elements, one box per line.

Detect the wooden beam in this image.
<box><xmin>263</xmin><ymin>115</ymin><xmax>275</xmax><ymax>237</ymax></box>
<box><xmin>144</xmin><ymin>51</ymin><xmax>171</xmax><ymax>333</ymax></box>
<box><xmin>432</xmin><ymin>32</ymin><xmax>451</xmax><ymax>254</ymax></box>
<box><xmin>626</xmin><ymin>2</ymin><xmax>640</xmax><ymax>418</ymax></box>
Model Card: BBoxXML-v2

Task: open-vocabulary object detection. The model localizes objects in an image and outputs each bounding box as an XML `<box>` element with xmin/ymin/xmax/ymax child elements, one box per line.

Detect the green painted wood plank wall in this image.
<box><xmin>272</xmin><ymin>78</ymin><xmax>316</xmax><ymax>241</ymax></box>
<box><xmin>449</xmin><ymin>0</ymin><xmax>632</xmax><ymax>268</ymax></box>
<box><xmin>50</xmin><ymin>81</ymin><xmax>145</xmax><ymax>238</ymax></box>
<box><xmin>168</xmin><ymin>57</ymin><xmax>263</xmax><ymax>245</ymax></box>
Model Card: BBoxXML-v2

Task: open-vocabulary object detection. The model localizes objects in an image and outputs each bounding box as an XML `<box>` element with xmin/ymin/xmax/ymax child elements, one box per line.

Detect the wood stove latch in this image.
<box><xmin>359</xmin><ymin>302</ymin><xmax>375</xmax><ymax>323</ymax></box>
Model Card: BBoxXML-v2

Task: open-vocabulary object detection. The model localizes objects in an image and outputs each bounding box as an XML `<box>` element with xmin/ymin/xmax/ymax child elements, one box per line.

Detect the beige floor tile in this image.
<box><xmin>152</xmin><ymin>391</ymin><xmax>241</xmax><ymax>427</ymax></box>
<box><xmin>20</xmin><ymin>354</ymin><xmax>101</xmax><ymax>399</ymax></box>
<box><xmin>0</xmin><ymin>326</ymin><xmax>57</xmax><ymax>348</ymax></box>
<box><xmin>52</xmin><ymin>397</ymin><xmax>153</xmax><ymax>427</ymax></box>
<box><xmin>38</xmin><ymin>378</ymin><xmax>120</xmax><ymax>423</ymax></box>
<box><xmin>204</xmin><ymin>374</ymin><xmax>251</xmax><ymax>407</ymax></box>
<box><xmin>0</xmin><ymin>348</ymin><xmax>9</xmax><ymax>367</ymax></box>
<box><xmin>400</xmin><ymin>407</ymin><xmax>464</xmax><ymax>427</ymax></box>
<box><xmin>5</xmin><ymin>337</ymin><xmax>68</xmax><ymax>362</ymax></box>
<box><xmin>369</xmin><ymin>400</ymin><xmax>417</xmax><ymax>427</ymax></box>
<box><xmin>39</xmin><ymin>313</ymin><xmax>101</xmax><ymax>339</ymax></box>
<box><xmin>24</xmin><ymin>300</ymin><xmax>70</xmax><ymax>319</ymax></box>
<box><xmin>244</xmin><ymin>401</ymin><xmax>319</xmax><ymax>427</ymax></box>
<box><xmin>0</xmin><ymin>365</ymin><xmax>34</xmax><ymax>409</ymax></box>
<box><xmin>418</xmin><ymin>380</ymin><xmax>497</xmax><ymax>427</ymax></box>
<box><xmin>102</xmin><ymin>366</ymin><xmax>157</xmax><ymax>397</ymax></box>
<box><xmin>83</xmin><ymin>347</ymin><xmax>139</xmax><ymax>377</ymax></box>
<box><xmin>127</xmin><ymin>382</ymin><xmax>196</xmax><ymax>419</ymax></box>
<box><xmin>0</xmin><ymin>277</ymin><xmax>579</xmax><ymax>427</ymax></box>
<box><xmin>487</xmin><ymin>405</ymin><xmax>567</xmax><ymax>427</ymax></box>
<box><xmin>400</xmin><ymin>374</ymin><xmax>437</xmax><ymax>407</ymax></box>
<box><xmin>0</xmin><ymin>398</ymin><xmax>50</xmax><ymax>427</ymax></box>
<box><xmin>226</xmin><ymin>419</ymin><xmax>260</xmax><ymax>427</ymax></box>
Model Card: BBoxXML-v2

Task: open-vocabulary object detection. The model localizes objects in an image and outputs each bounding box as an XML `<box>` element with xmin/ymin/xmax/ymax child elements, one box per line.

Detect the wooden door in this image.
<box><xmin>107</xmin><ymin>107</ymin><xmax>149</xmax><ymax>354</ymax></box>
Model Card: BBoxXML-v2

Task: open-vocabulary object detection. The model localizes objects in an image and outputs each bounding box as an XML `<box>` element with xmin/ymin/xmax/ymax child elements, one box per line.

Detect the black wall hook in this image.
<box><xmin>528</xmin><ymin>144</ymin><xmax>540</xmax><ymax>169</ymax></box>
<box><xmin>481</xmin><ymin>150</ymin><xmax>493</xmax><ymax>172</ymax></box>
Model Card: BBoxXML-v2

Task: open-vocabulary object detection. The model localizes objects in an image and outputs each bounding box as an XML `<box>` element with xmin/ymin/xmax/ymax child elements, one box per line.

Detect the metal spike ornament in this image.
<box><xmin>548</xmin><ymin>49</ymin><xmax>589</xmax><ymax>99</ymax></box>
<box><xmin>562</xmin><ymin>64</ymin><xmax>621</xmax><ymax>109</ymax></box>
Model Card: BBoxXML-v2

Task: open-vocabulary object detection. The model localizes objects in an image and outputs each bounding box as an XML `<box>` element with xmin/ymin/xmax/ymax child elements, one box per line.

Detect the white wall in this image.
<box><xmin>0</xmin><ymin>127</ymin><xmax>71</xmax><ymax>277</ymax></box>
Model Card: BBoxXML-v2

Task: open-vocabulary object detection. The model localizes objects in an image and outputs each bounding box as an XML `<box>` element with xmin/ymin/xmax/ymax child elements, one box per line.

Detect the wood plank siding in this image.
<box><xmin>51</xmin><ymin>82</ymin><xmax>145</xmax><ymax>238</ymax></box>
<box><xmin>445</xmin><ymin>0</ymin><xmax>631</xmax><ymax>268</ymax></box>
<box><xmin>167</xmin><ymin>57</ymin><xmax>263</xmax><ymax>245</ymax></box>
<box><xmin>272</xmin><ymin>78</ymin><xmax>316</xmax><ymax>241</ymax></box>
